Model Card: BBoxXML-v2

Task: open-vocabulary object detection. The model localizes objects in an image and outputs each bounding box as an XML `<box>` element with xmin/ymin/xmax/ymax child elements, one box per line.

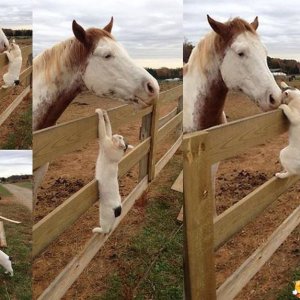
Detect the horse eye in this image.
<box><xmin>238</xmin><ymin>52</ymin><xmax>245</xmax><ymax>57</ymax></box>
<box><xmin>104</xmin><ymin>53</ymin><xmax>112</xmax><ymax>59</ymax></box>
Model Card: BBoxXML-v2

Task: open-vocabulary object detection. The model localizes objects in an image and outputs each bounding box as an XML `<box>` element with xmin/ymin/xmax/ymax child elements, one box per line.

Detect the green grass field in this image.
<box><xmin>99</xmin><ymin>155</ymin><xmax>183</xmax><ymax>299</ymax></box>
<box><xmin>0</xmin><ymin>185</ymin><xmax>12</xmax><ymax>197</ymax></box>
<box><xmin>0</xmin><ymin>202</ymin><xmax>32</xmax><ymax>299</ymax></box>
<box><xmin>14</xmin><ymin>181</ymin><xmax>32</xmax><ymax>190</ymax></box>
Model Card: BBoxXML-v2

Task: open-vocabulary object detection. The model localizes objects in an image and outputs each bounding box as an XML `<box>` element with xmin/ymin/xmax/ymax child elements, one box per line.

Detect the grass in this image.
<box><xmin>0</xmin><ymin>202</ymin><xmax>32</xmax><ymax>299</ymax></box>
<box><xmin>99</xmin><ymin>155</ymin><xmax>183</xmax><ymax>300</ymax></box>
<box><xmin>0</xmin><ymin>185</ymin><xmax>12</xmax><ymax>197</ymax></box>
<box><xmin>13</xmin><ymin>181</ymin><xmax>32</xmax><ymax>190</ymax></box>
<box><xmin>1</xmin><ymin>100</ymin><xmax>32</xmax><ymax>149</ymax></box>
<box><xmin>276</xmin><ymin>268</ymin><xmax>300</xmax><ymax>299</ymax></box>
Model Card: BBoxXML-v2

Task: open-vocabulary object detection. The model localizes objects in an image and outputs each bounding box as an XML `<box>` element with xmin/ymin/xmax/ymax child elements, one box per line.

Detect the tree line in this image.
<box><xmin>2</xmin><ymin>29</ymin><xmax>32</xmax><ymax>37</ymax></box>
<box><xmin>183</xmin><ymin>40</ymin><xmax>300</xmax><ymax>75</ymax></box>
<box><xmin>145</xmin><ymin>67</ymin><xmax>183</xmax><ymax>80</ymax></box>
<box><xmin>0</xmin><ymin>174</ymin><xmax>32</xmax><ymax>183</ymax></box>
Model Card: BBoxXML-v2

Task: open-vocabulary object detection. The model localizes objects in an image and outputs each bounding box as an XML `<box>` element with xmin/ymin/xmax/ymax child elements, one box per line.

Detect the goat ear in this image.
<box><xmin>251</xmin><ymin>16</ymin><xmax>259</xmax><ymax>31</ymax></box>
<box><xmin>127</xmin><ymin>145</ymin><xmax>134</xmax><ymax>149</ymax></box>
<box><xmin>103</xmin><ymin>17</ymin><xmax>113</xmax><ymax>33</ymax></box>
<box><xmin>280</xmin><ymin>81</ymin><xmax>289</xmax><ymax>89</ymax></box>
<box><xmin>72</xmin><ymin>20</ymin><xmax>87</xmax><ymax>46</ymax></box>
<box><xmin>207</xmin><ymin>15</ymin><xmax>229</xmax><ymax>38</ymax></box>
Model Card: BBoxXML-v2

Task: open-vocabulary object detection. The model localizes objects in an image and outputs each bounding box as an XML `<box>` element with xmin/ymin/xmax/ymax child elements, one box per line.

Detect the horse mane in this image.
<box><xmin>188</xmin><ymin>17</ymin><xmax>257</xmax><ymax>74</ymax></box>
<box><xmin>34</xmin><ymin>28</ymin><xmax>114</xmax><ymax>83</ymax></box>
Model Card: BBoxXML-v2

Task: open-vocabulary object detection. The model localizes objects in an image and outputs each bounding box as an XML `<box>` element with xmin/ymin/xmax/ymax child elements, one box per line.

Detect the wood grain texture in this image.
<box><xmin>217</xmin><ymin>205</ymin><xmax>300</xmax><ymax>300</ymax></box>
<box><xmin>138</xmin><ymin>114</ymin><xmax>152</xmax><ymax>181</ymax></box>
<box><xmin>183</xmin><ymin>131</ymin><xmax>217</xmax><ymax>300</ymax></box>
<box><xmin>214</xmin><ymin>175</ymin><xmax>299</xmax><ymax>250</ymax></box>
<box><xmin>171</xmin><ymin>170</ymin><xmax>183</xmax><ymax>193</ymax></box>
<box><xmin>33</xmin><ymin>180</ymin><xmax>98</xmax><ymax>258</ymax></box>
<box><xmin>148</xmin><ymin>98</ymin><xmax>159</xmax><ymax>181</ymax></box>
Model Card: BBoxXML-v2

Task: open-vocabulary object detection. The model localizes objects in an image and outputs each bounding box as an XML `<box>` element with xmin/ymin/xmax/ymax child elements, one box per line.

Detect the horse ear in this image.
<box><xmin>207</xmin><ymin>15</ymin><xmax>228</xmax><ymax>37</ymax></box>
<box><xmin>72</xmin><ymin>20</ymin><xmax>87</xmax><ymax>45</ymax></box>
<box><xmin>103</xmin><ymin>17</ymin><xmax>113</xmax><ymax>33</ymax></box>
<box><xmin>251</xmin><ymin>16</ymin><xmax>259</xmax><ymax>31</ymax></box>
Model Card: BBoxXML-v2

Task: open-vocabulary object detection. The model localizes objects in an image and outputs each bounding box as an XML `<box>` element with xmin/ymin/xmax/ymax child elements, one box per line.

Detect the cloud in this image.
<box><xmin>0</xmin><ymin>151</ymin><xmax>32</xmax><ymax>177</ymax></box>
<box><xmin>33</xmin><ymin>0</ymin><xmax>182</xmax><ymax>67</ymax></box>
<box><xmin>0</xmin><ymin>1</ymin><xmax>32</xmax><ymax>29</ymax></box>
<box><xmin>184</xmin><ymin>0</ymin><xmax>300</xmax><ymax>61</ymax></box>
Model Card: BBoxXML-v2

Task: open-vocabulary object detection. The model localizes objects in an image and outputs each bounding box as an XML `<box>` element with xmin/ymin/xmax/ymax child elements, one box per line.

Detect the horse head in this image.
<box><xmin>72</xmin><ymin>18</ymin><xmax>159</xmax><ymax>108</ymax></box>
<box><xmin>207</xmin><ymin>15</ymin><xmax>282</xmax><ymax>111</ymax></box>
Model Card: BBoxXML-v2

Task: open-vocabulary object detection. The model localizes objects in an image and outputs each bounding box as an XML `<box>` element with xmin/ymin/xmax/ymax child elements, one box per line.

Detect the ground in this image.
<box><xmin>33</xmin><ymin>80</ymin><xmax>300</xmax><ymax>299</ymax></box>
<box><xmin>0</xmin><ymin>182</ymin><xmax>32</xmax><ymax>299</ymax></box>
<box><xmin>0</xmin><ymin>38</ymin><xmax>32</xmax><ymax>149</ymax></box>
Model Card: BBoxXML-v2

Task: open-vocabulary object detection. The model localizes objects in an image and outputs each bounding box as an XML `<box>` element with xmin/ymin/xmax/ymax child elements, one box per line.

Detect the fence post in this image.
<box><xmin>139</xmin><ymin>113</ymin><xmax>152</xmax><ymax>181</ymax></box>
<box><xmin>183</xmin><ymin>131</ymin><xmax>216</xmax><ymax>300</ymax></box>
<box><xmin>148</xmin><ymin>98</ymin><xmax>159</xmax><ymax>181</ymax></box>
<box><xmin>139</xmin><ymin>97</ymin><xmax>159</xmax><ymax>182</ymax></box>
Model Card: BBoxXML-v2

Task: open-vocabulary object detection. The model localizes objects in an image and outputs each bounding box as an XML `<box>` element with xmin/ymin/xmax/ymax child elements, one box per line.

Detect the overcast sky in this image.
<box><xmin>0</xmin><ymin>1</ymin><xmax>32</xmax><ymax>29</ymax></box>
<box><xmin>184</xmin><ymin>0</ymin><xmax>300</xmax><ymax>61</ymax></box>
<box><xmin>0</xmin><ymin>151</ymin><xmax>32</xmax><ymax>177</ymax></box>
<box><xmin>33</xmin><ymin>0</ymin><xmax>182</xmax><ymax>68</ymax></box>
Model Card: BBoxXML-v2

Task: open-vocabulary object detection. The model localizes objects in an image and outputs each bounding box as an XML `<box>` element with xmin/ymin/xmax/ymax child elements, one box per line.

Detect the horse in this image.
<box><xmin>33</xmin><ymin>18</ymin><xmax>160</xmax><ymax>203</ymax></box>
<box><xmin>0</xmin><ymin>29</ymin><xmax>9</xmax><ymax>53</ymax></box>
<box><xmin>33</xmin><ymin>17</ymin><xmax>159</xmax><ymax>130</ymax></box>
<box><xmin>183</xmin><ymin>16</ymin><xmax>282</xmax><ymax>214</ymax></box>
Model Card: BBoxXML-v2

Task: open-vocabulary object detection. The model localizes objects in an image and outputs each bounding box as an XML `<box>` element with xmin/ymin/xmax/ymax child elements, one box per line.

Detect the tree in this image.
<box><xmin>183</xmin><ymin>38</ymin><xmax>194</xmax><ymax>63</ymax></box>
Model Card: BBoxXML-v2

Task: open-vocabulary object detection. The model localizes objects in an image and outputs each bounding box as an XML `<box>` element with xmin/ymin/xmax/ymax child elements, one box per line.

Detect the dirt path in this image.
<box><xmin>4</xmin><ymin>184</ymin><xmax>32</xmax><ymax>212</ymax></box>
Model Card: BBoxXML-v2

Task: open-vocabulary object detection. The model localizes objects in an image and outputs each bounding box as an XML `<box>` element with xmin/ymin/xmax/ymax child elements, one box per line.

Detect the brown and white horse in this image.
<box><xmin>183</xmin><ymin>16</ymin><xmax>282</xmax><ymax>214</ymax></box>
<box><xmin>33</xmin><ymin>18</ymin><xmax>159</xmax><ymax>202</ymax></box>
<box><xmin>183</xmin><ymin>15</ymin><xmax>281</xmax><ymax>132</ymax></box>
<box><xmin>33</xmin><ymin>17</ymin><xmax>159</xmax><ymax>131</ymax></box>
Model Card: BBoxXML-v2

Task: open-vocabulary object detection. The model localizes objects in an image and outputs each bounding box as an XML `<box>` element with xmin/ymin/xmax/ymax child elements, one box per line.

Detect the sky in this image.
<box><xmin>33</xmin><ymin>0</ymin><xmax>182</xmax><ymax>68</ymax></box>
<box><xmin>0</xmin><ymin>0</ymin><xmax>32</xmax><ymax>29</ymax></box>
<box><xmin>0</xmin><ymin>151</ymin><xmax>32</xmax><ymax>177</ymax></box>
<box><xmin>184</xmin><ymin>0</ymin><xmax>300</xmax><ymax>61</ymax></box>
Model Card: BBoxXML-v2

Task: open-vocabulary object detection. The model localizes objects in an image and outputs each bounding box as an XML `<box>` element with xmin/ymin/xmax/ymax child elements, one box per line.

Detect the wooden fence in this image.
<box><xmin>33</xmin><ymin>84</ymin><xmax>183</xmax><ymax>299</ymax></box>
<box><xmin>183</xmin><ymin>109</ymin><xmax>300</xmax><ymax>299</ymax></box>
<box><xmin>0</xmin><ymin>45</ymin><xmax>32</xmax><ymax>126</ymax></box>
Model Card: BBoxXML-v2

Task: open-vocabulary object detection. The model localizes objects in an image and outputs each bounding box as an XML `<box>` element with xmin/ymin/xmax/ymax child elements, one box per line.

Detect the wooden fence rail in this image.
<box><xmin>33</xmin><ymin>84</ymin><xmax>183</xmax><ymax>299</ymax></box>
<box><xmin>183</xmin><ymin>109</ymin><xmax>300</xmax><ymax>300</ymax></box>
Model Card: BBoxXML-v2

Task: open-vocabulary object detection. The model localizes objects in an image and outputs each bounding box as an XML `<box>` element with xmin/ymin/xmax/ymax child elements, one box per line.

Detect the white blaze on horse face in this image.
<box><xmin>220</xmin><ymin>32</ymin><xmax>281</xmax><ymax>111</ymax></box>
<box><xmin>82</xmin><ymin>37</ymin><xmax>159</xmax><ymax>107</ymax></box>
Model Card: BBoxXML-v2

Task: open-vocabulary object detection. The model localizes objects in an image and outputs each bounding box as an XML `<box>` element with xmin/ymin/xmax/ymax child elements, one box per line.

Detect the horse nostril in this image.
<box><xmin>145</xmin><ymin>81</ymin><xmax>155</xmax><ymax>95</ymax></box>
<box><xmin>269</xmin><ymin>94</ymin><xmax>276</xmax><ymax>105</ymax></box>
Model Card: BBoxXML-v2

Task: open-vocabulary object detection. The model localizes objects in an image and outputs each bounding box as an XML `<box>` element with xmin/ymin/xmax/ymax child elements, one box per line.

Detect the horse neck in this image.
<box><xmin>33</xmin><ymin>46</ymin><xmax>85</xmax><ymax>130</ymax></box>
<box><xmin>184</xmin><ymin>39</ymin><xmax>228</xmax><ymax>132</ymax></box>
